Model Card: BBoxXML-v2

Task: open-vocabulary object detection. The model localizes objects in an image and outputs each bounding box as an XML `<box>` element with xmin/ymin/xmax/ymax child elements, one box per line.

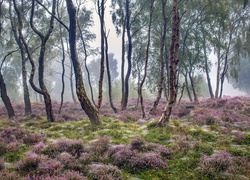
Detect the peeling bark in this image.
<box><xmin>157</xmin><ymin>0</ymin><xmax>180</xmax><ymax>126</ymax></box>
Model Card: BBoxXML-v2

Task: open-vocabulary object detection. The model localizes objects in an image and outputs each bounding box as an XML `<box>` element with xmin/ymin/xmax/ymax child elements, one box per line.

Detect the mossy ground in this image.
<box><xmin>0</xmin><ymin>97</ymin><xmax>249</xmax><ymax>179</ymax></box>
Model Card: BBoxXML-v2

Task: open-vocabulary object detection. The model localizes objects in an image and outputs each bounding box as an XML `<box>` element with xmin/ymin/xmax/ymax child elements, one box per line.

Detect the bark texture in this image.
<box><xmin>97</xmin><ymin>0</ymin><xmax>105</xmax><ymax>112</ymax></box>
<box><xmin>66</xmin><ymin>0</ymin><xmax>101</xmax><ymax>126</ymax></box>
<box><xmin>0</xmin><ymin>73</ymin><xmax>15</xmax><ymax>119</ymax></box>
<box><xmin>9</xmin><ymin>0</ymin><xmax>31</xmax><ymax>115</ymax></box>
<box><xmin>149</xmin><ymin>0</ymin><xmax>167</xmax><ymax>114</ymax></box>
<box><xmin>122</xmin><ymin>0</ymin><xmax>132</xmax><ymax>110</ymax></box>
<box><xmin>157</xmin><ymin>0</ymin><xmax>180</xmax><ymax>126</ymax></box>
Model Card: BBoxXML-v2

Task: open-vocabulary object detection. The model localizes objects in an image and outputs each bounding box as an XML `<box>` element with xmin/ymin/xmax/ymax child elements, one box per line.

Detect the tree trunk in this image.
<box><xmin>184</xmin><ymin>71</ymin><xmax>192</xmax><ymax>101</ymax></box>
<box><xmin>9</xmin><ymin>1</ymin><xmax>32</xmax><ymax>116</ymax></box>
<box><xmin>121</xmin><ymin>20</ymin><xmax>126</xmax><ymax>110</ymax></box>
<box><xmin>76</xmin><ymin>16</ymin><xmax>96</xmax><ymax>107</ymax></box>
<box><xmin>202</xmin><ymin>27</ymin><xmax>214</xmax><ymax>99</ymax></box>
<box><xmin>70</xmin><ymin>62</ymin><xmax>77</xmax><ymax>103</ymax></box>
<box><xmin>219</xmin><ymin>28</ymin><xmax>233</xmax><ymax>98</ymax></box>
<box><xmin>97</xmin><ymin>0</ymin><xmax>105</xmax><ymax>112</ymax></box>
<box><xmin>149</xmin><ymin>0</ymin><xmax>167</xmax><ymax>114</ymax></box>
<box><xmin>66</xmin><ymin>0</ymin><xmax>101</xmax><ymax>126</ymax></box>
<box><xmin>122</xmin><ymin>0</ymin><xmax>132</xmax><ymax>110</ymax></box>
<box><xmin>215</xmin><ymin>30</ymin><xmax>221</xmax><ymax>99</ymax></box>
<box><xmin>21</xmin><ymin>48</ymin><xmax>32</xmax><ymax>116</ymax></box>
<box><xmin>104</xmin><ymin>33</ymin><xmax>118</xmax><ymax>113</ymax></box>
<box><xmin>0</xmin><ymin>73</ymin><xmax>15</xmax><ymax>119</ymax></box>
<box><xmin>178</xmin><ymin>83</ymin><xmax>185</xmax><ymax>105</ymax></box>
<box><xmin>139</xmin><ymin>0</ymin><xmax>154</xmax><ymax>118</ymax></box>
<box><xmin>30</xmin><ymin>0</ymin><xmax>56</xmax><ymax>122</ymax></box>
<box><xmin>157</xmin><ymin>0</ymin><xmax>180</xmax><ymax>126</ymax></box>
<box><xmin>188</xmin><ymin>71</ymin><xmax>198</xmax><ymax>102</ymax></box>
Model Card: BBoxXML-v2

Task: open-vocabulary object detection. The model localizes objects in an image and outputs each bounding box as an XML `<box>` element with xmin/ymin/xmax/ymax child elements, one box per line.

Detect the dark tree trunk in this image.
<box><xmin>122</xmin><ymin>0</ymin><xmax>132</xmax><ymax>110</ymax></box>
<box><xmin>9</xmin><ymin>1</ymin><xmax>32</xmax><ymax>116</ymax></box>
<box><xmin>150</xmin><ymin>0</ymin><xmax>167</xmax><ymax>114</ymax></box>
<box><xmin>76</xmin><ymin>15</ymin><xmax>96</xmax><ymax>107</ymax></box>
<box><xmin>121</xmin><ymin>20</ymin><xmax>126</xmax><ymax>108</ymax></box>
<box><xmin>0</xmin><ymin>73</ymin><xmax>15</xmax><ymax>119</ymax></box>
<box><xmin>202</xmin><ymin>29</ymin><xmax>214</xmax><ymax>99</ymax></box>
<box><xmin>70</xmin><ymin>62</ymin><xmax>77</xmax><ymax>103</ymax></box>
<box><xmin>30</xmin><ymin>0</ymin><xmax>56</xmax><ymax>122</ymax></box>
<box><xmin>104</xmin><ymin>33</ymin><xmax>118</xmax><ymax>113</ymax></box>
<box><xmin>66</xmin><ymin>0</ymin><xmax>101</xmax><ymax>126</ymax></box>
<box><xmin>158</xmin><ymin>0</ymin><xmax>180</xmax><ymax>126</ymax></box>
<box><xmin>188</xmin><ymin>71</ymin><xmax>198</xmax><ymax>102</ymax></box>
<box><xmin>215</xmin><ymin>30</ymin><xmax>221</xmax><ymax>99</ymax></box>
<box><xmin>220</xmin><ymin>28</ymin><xmax>232</xmax><ymax>98</ymax></box>
<box><xmin>178</xmin><ymin>83</ymin><xmax>185</xmax><ymax>105</ymax></box>
<box><xmin>96</xmin><ymin>0</ymin><xmax>105</xmax><ymax>112</ymax></box>
<box><xmin>139</xmin><ymin>0</ymin><xmax>154</xmax><ymax>118</ymax></box>
<box><xmin>57</xmin><ymin>0</ymin><xmax>66</xmax><ymax>114</ymax></box>
<box><xmin>21</xmin><ymin>48</ymin><xmax>32</xmax><ymax>115</ymax></box>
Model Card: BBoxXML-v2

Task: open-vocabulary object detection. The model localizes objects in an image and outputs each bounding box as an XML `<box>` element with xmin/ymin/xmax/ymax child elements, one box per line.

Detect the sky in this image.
<box><xmin>85</xmin><ymin>0</ymin><xmax>246</xmax><ymax>97</ymax></box>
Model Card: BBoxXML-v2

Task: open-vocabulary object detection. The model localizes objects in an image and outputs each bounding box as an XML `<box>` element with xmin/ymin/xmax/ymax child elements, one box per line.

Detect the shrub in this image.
<box><xmin>42</xmin><ymin>139</ymin><xmax>86</xmax><ymax>158</ymax></box>
<box><xmin>129</xmin><ymin>136</ymin><xmax>146</xmax><ymax>151</ymax></box>
<box><xmin>106</xmin><ymin>144</ymin><xmax>127</xmax><ymax>159</ymax></box>
<box><xmin>0</xmin><ymin>142</ymin><xmax>7</xmax><ymax>156</ymax></box>
<box><xmin>89</xmin><ymin>136</ymin><xmax>110</xmax><ymax>156</ymax></box>
<box><xmin>56</xmin><ymin>152</ymin><xmax>74</xmax><ymax>169</ymax></box>
<box><xmin>31</xmin><ymin>142</ymin><xmax>46</xmax><ymax>154</ymax></box>
<box><xmin>0</xmin><ymin>169</ymin><xmax>19</xmax><ymax>180</ymax></box>
<box><xmin>172</xmin><ymin>135</ymin><xmax>192</xmax><ymax>153</ymax></box>
<box><xmin>14</xmin><ymin>152</ymin><xmax>41</xmax><ymax>174</ymax></box>
<box><xmin>199</xmin><ymin>150</ymin><xmax>240</xmax><ymax>177</ymax></box>
<box><xmin>112</xmin><ymin>148</ymin><xmax>167</xmax><ymax>172</ymax></box>
<box><xmin>38</xmin><ymin>157</ymin><xmax>64</xmax><ymax>176</ymax></box>
<box><xmin>0</xmin><ymin>158</ymin><xmax>4</xmax><ymax>170</ymax></box>
<box><xmin>88</xmin><ymin>164</ymin><xmax>123</xmax><ymax>180</ymax></box>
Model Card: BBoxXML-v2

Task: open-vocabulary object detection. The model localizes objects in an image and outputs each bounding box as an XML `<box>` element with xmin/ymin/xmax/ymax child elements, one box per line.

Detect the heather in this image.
<box><xmin>0</xmin><ymin>96</ymin><xmax>249</xmax><ymax>179</ymax></box>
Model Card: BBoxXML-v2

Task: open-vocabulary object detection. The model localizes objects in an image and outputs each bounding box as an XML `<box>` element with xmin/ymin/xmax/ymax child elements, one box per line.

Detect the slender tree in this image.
<box><xmin>138</xmin><ymin>0</ymin><xmax>155</xmax><ymax>118</ymax></box>
<box><xmin>158</xmin><ymin>0</ymin><xmax>180</xmax><ymax>126</ymax></box>
<box><xmin>66</xmin><ymin>0</ymin><xmax>101</xmax><ymax>126</ymax></box>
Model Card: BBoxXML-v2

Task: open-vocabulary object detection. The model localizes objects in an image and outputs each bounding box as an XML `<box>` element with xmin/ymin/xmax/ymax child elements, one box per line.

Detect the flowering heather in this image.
<box><xmin>0</xmin><ymin>169</ymin><xmax>19</xmax><ymax>180</ymax></box>
<box><xmin>88</xmin><ymin>164</ymin><xmax>123</xmax><ymax>180</ymax></box>
<box><xmin>37</xmin><ymin>157</ymin><xmax>64</xmax><ymax>176</ymax></box>
<box><xmin>14</xmin><ymin>152</ymin><xmax>41</xmax><ymax>174</ymax></box>
<box><xmin>6</xmin><ymin>142</ymin><xmax>20</xmax><ymax>152</ymax></box>
<box><xmin>106</xmin><ymin>144</ymin><xmax>127</xmax><ymax>159</ymax></box>
<box><xmin>172</xmin><ymin>135</ymin><xmax>192</xmax><ymax>152</ymax></box>
<box><xmin>31</xmin><ymin>142</ymin><xmax>46</xmax><ymax>154</ymax></box>
<box><xmin>112</xmin><ymin>148</ymin><xmax>167</xmax><ymax>172</ymax></box>
<box><xmin>129</xmin><ymin>136</ymin><xmax>146</xmax><ymax>151</ymax></box>
<box><xmin>0</xmin><ymin>158</ymin><xmax>4</xmax><ymax>170</ymax></box>
<box><xmin>0</xmin><ymin>127</ymin><xmax>46</xmax><ymax>145</ymax></box>
<box><xmin>199</xmin><ymin>150</ymin><xmax>244</xmax><ymax>177</ymax></box>
<box><xmin>27</xmin><ymin>170</ymin><xmax>87</xmax><ymax>180</ymax></box>
<box><xmin>42</xmin><ymin>139</ymin><xmax>85</xmax><ymax>158</ymax></box>
<box><xmin>56</xmin><ymin>152</ymin><xmax>74</xmax><ymax>168</ymax></box>
<box><xmin>89</xmin><ymin>135</ymin><xmax>110</xmax><ymax>156</ymax></box>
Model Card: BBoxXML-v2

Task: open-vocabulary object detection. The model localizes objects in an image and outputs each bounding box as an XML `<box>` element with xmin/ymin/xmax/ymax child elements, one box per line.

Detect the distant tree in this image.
<box><xmin>231</xmin><ymin>57</ymin><xmax>250</xmax><ymax>95</ymax></box>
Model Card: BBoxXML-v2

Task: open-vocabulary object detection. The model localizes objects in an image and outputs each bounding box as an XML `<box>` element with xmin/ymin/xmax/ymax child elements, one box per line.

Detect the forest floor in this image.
<box><xmin>0</xmin><ymin>96</ymin><xmax>249</xmax><ymax>180</ymax></box>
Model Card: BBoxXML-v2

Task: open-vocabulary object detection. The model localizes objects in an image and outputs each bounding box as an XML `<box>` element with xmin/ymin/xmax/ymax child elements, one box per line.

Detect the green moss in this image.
<box><xmin>144</xmin><ymin>127</ymin><xmax>171</xmax><ymax>145</ymax></box>
<box><xmin>172</xmin><ymin>119</ymin><xmax>181</xmax><ymax>127</ymax></box>
<box><xmin>233</xmin><ymin>134</ymin><xmax>250</xmax><ymax>145</ymax></box>
<box><xmin>227</xmin><ymin>147</ymin><xmax>250</xmax><ymax>158</ymax></box>
<box><xmin>146</xmin><ymin>120</ymin><xmax>158</xmax><ymax>129</ymax></box>
<box><xmin>188</xmin><ymin>129</ymin><xmax>217</xmax><ymax>142</ymax></box>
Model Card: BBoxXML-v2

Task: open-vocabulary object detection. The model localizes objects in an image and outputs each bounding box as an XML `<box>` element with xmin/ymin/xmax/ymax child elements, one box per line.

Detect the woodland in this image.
<box><xmin>0</xmin><ymin>0</ymin><xmax>249</xmax><ymax>179</ymax></box>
